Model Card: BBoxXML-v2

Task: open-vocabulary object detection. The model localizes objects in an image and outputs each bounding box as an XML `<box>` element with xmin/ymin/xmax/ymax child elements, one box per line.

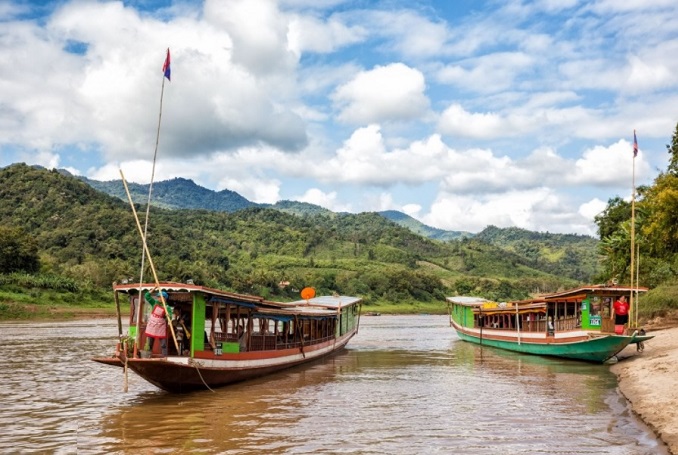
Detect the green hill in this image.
<box><xmin>379</xmin><ymin>210</ymin><xmax>471</xmax><ymax>241</ymax></box>
<box><xmin>476</xmin><ymin>225</ymin><xmax>600</xmax><ymax>282</ymax></box>
<box><xmin>0</xmin><ymin>163</ymin><xmax>597</xmax><ymax>311</ymax></box>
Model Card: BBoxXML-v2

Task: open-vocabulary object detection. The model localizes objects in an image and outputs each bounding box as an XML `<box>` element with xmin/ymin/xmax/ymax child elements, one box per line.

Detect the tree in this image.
<box><xmin>666</xmin><ymin>121</ymin><xmax>678</xmax><ymax>175</ymax></box>
<box><xmin>639</xmin><ymin>173</ymin><xmax>678</xmax><ymax>257</ymax></box>
<box><xmin>0</xmin><ymin>226</ymin><xmax>40</xmax><ymax>273</ymax></box>
<box><xmin>594</xmin><ymin>196</ymin><xmax>631</xmax><ymax>240</ymax></box>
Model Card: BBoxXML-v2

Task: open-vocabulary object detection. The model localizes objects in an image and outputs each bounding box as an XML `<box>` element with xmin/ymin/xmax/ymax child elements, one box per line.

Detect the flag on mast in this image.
<box><xmin>633</xmin><ymin>130</ymin><xmax>638</xmax><ymax>157</ymax></box>
<box><xmin>162</xmin><ymin>48</ymin><xmax>171</xmax><ymax>81</ymax></box>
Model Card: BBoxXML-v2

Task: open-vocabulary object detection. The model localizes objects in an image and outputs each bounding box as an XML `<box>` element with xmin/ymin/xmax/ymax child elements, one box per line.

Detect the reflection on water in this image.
<box><xmin>0</xmin><ymin>316</ymin><xmax>667</xmax><ymax>454</ymax></box>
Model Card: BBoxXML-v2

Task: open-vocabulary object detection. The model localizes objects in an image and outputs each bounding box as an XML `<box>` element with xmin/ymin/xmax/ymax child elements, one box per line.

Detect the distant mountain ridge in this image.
<box><xmin>378</xmin><ymin>210</ymin><xmax>471</xmax><ymax>241</ymax></box>
<box><xmin>74</xmin><ymin>172</ymin><xmax>472</xmax><ymax>240</ymax></box>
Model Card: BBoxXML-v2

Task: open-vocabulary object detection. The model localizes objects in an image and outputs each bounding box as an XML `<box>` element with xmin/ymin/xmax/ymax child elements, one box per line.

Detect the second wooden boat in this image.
<box><xmin>447</xmin><ymin>285</ymin><xmax>653</xmax><ymax>363</ymax></box>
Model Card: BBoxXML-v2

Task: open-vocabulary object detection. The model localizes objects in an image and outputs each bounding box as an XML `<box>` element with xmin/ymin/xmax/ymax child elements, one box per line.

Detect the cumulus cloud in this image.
<box><xmin>0</xmin><ymin>1</ymin><xmax>308</xmax><ymax>166</ymax></box>
<box><xmin>436</xmin><ymin>52</ymin><xmax>534</xmax><ymax>93</ymax></box>
<box><xmin>295</xmin><ymin>188</ymin><xmax>353</xmax><ymax>212</ymax></box>
<box><xmin>332</xmin><ymin>63</ymin><xmax>429</xmax><ymax>124</ymax></box>
<box><xmin>423</xmin><ymin>188</ymin><xmax>597</xmax><ymax>235</ymax></box>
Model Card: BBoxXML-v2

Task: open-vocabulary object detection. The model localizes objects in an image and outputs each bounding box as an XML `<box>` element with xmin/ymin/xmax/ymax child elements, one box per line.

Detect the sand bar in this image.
<box><xmin>611</xmin><ymin>326</ymin><xmax>678</xmax><ymax>454</ymax></box>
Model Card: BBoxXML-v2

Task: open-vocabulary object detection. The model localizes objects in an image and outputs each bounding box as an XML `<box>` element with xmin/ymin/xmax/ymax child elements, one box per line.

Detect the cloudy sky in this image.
<box><xmin>1</xmin><ymin>0</ymin><xmax>677</xmax><ymax>236</ymax></box>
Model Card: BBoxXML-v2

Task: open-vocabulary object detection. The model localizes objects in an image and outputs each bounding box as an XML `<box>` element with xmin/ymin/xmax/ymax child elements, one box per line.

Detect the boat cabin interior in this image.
<box><xmin>119</xmin><ymin>286</ymin><xmax>358</xmax><ymax>358</ymax></box>
<box><xmin>466</xmin><ymin>287</ymin><xmax>645</xmax><ymax>335</ymax></box>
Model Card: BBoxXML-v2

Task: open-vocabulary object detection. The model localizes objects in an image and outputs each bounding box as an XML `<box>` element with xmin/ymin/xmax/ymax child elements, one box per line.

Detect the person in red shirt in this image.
<box><xmin>611</xmin><ymin>295</ymin><xmax>630</xmax><ymax>326</ymax></box>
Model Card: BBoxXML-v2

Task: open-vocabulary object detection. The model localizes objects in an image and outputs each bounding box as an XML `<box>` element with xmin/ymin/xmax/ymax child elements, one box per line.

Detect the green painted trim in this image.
<box><xmin>190</xmin><ymin>293</ymin><xmax>206</xmax><ymax>355</ymax></box>
<box><xmin>455</xmin><ymin>330</ymin><xmax>633</xmax><ymax>363</ymax></box>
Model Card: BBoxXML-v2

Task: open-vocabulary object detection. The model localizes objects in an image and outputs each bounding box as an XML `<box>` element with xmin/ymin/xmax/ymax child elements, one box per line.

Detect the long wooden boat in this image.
<box><xmin>93</xmin><ymin>282</ymin><xmax>362</xmax><ymax>392</ymax></box>
<box><xmin>447</xmin><ymin>285</ymin><xmax>653</xmax><ymax>363</ymax></box>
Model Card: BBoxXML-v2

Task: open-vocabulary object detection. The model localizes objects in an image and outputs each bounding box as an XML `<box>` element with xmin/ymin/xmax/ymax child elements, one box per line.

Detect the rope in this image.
<box><xmin>123</xmin><ymin>355</ymin><xmax>129</xmax><ymax>393</ymax></box>
<box><xmin>191</xmin><ymin>360</ymin><xmax>215</xmax><ymax>393</ymax></box>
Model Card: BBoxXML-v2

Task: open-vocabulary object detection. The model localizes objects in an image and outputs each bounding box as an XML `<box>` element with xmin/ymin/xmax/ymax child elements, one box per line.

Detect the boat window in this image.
<box><xmin>590</xmin><ymin>296</ymin><xmax>600</xmax><ymax>316</ymax></box>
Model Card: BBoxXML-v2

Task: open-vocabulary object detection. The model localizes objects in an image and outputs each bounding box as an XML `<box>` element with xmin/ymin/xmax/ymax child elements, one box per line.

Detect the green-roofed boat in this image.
<box><xmin>447</xmin><ymin>285</ymin><xmax>653</xmax><ymax>363</ymax></box>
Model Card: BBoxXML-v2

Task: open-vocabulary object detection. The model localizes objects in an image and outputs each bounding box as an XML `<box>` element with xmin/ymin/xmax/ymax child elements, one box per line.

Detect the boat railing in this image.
<box><xmin>554</xmin><ymin>315</ymin><xmax>580</xmax><ymax>331</ymax></box>
<box><xmin>210</xmin><ymin>330</ymin><xmax>337</xmax><ymax>352</ymax></box>
<box><xmin>249</xmin><ymin>334</ymin><xmax>277</xmax><ymax>351</ymax></box>
<box><xmin>478</xmin><ymin>315</ymin><xmax>580</xmax><ymax>333</ymax></box>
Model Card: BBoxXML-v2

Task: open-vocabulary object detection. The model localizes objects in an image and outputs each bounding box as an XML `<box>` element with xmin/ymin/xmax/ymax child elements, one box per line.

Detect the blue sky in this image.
<box><xmin>1</xmin><ymin>0</ymin><xmax>677</xmax><ymax>236</ymax></box>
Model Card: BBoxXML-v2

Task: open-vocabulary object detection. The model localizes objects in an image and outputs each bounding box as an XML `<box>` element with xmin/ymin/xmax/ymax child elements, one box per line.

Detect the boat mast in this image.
<box><xmin>629</xmin><ymin>130</ymin><xmax>638</xmax><ymax>327</ymax></box>
<box><xmin>134</xmin><ymin>48</ymin><xmax>172</xmax><ymax>354</ymax></box>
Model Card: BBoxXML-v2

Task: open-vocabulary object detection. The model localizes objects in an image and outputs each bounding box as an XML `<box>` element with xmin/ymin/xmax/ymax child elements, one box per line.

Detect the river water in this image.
<box><xmin>0</xmin><ymin>315</ymin><xmax>667</xmax><ymax>454</ymax></box>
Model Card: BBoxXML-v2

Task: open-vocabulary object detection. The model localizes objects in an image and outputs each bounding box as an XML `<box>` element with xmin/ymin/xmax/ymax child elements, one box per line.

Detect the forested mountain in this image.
<box><xmin>79</xmin><ymin>174</ymin><xmax>256</xmax><ymax>212</ymax></box>
<box><xmin>0</xmin><ymin>163</ymin><xmax>594</xmax><ymax>304</ymax></box>
<box><xmin>476</xmin><ymin>226</ymin><xmax>599</xmax><ymax>282</ymax></box>
<box><xmin>75</xmin><ymin>171</ymin><xmax>471</xmax><ymax>240</ymax></box>
<box><xmin>378</xmin><ymin>210</ymin><xmax>471</xmax><ymax>241</ymax></box>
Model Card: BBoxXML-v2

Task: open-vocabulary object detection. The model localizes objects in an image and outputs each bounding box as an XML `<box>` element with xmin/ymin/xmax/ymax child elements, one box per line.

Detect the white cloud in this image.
<box><xmin>437</xmin><ymin>104</ymin><xmax>510</xmax><ymax>139</ymax></box>
<box><xmin>287</xmin><ymin>14</ymin><xmax>367</xmax><ymax>55</ymax></box>
<box><xmin>295</xmin><ymin>188</ymin><xmax>352</xmax><ymax>212</ymax></box>
<box><xmin>423</xmin><ymin>188</ymin><xmax>597</xmax><ymax>235</ymax></box>
<box><xmin>402</xmin><ymin>203</ymin><xmax>422</xmax><ymax>218</ymax></box>
<box><xmin>579</xmin><ymin>198</ymin><xmax>607</xmax><ymax>221</ymax></box>
<box><xmin>568</xmin><ymin>139</ymin><xmax>649</xmax><ymax>186</ymax></box>
<box><xmin>332</xmin><ymin>63</ymin><xmax>429</xmax><ymax>124</ymax></box>
<box><xmin>436</xmin><ymin>52</ymin><xmax>534</xmax><ymax>93</ymax></box>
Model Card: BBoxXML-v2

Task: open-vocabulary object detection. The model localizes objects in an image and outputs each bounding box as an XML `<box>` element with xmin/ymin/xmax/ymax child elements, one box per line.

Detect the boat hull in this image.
<box><xmin>122</xmin><ymin>331</ymin><xmax>356</xmax><ymax>393</ymax></box>
<box><xmin>452</xmin><ymin>321</ymin><xmax>642</xmax><ymax>363</ymax></box>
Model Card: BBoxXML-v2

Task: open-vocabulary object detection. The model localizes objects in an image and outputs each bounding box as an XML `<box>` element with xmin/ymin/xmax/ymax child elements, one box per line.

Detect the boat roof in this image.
<box><xmin>446</xmin><ymin>296</ymin><xmax>492</xmax><ymax>306</ymax></box>
<box><xmin>447</xmin><ymin>296</ymin><xmax>546</xmax><ymax>313</ymax></box>
<box><xmin>542</xmin><ymin>284</ymin><xmax>648</xmax><ymax>300</ymax></box>
<box><xmin>289</xmin><ymin>295</ymin><xmax>362</xmax><ymax>309</ymax></box>
<box><xmin>113</xmin><ymin>282</ymin><xmax>361</xmax><ymax>311</ymax></box>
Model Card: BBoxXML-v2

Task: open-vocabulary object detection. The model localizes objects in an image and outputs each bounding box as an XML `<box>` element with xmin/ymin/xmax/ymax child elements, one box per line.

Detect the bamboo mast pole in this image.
<box><xmin>121</xmin><ymin>169</ymin><xmax>179</xmax><ymax>352</ymax></box>
<box><xmin>636</xmin><ymin>244</ymin><xmax>640</xmax><ymax>328</ymax></box>
<box><xmin>629</xmin><ymin>130</ymin><xmax>637</xmax><ymax>328</ymax></box>
<box><xmin>134</xmin><ymin>49</ymin><xmax>170</xmax><ymax>354</ymax></box>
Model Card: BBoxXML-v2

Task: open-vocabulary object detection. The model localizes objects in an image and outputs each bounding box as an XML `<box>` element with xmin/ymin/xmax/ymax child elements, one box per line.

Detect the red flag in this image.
<box><xmin>633</xmin><ymin>130</ymin><xmax>638</xmax><ymax>157</ymax></box>
<box><xmin>162</xmin><ymin>48</ymin><xmax>171</xmax><ymax>81</ymax></box>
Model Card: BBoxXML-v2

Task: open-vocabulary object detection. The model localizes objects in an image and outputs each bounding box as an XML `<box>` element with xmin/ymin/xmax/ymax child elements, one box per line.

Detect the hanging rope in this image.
<box><xmin>190</xmin><ymin>360</ymin><xmax>215</xmax><ymax>393</ymax></box>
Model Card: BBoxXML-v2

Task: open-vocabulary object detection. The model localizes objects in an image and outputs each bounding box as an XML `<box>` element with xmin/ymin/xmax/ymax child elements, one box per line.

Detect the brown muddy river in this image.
<box><xmin>0</xmin><ymin>315</ymin><xmax>668</xmax><ymax>454</ymax></box>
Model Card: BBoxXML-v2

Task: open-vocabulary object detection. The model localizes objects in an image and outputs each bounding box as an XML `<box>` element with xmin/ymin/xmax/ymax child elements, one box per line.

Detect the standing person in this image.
<box><xmin>144</xmin><ymin>290</ymin><xmax>172</xmax><ymax>356</ymax></box>
<box><xmin>611</xmin><ymin>295</ymin><xmax>630</xmax><ymax>329</ymax></box>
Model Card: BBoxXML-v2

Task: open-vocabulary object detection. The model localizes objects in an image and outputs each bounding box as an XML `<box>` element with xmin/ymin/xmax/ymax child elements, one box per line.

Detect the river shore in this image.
<box><xmin>611</xmin><ymin>325</ymin><xmax>678</xmax><ymax>454</ymax></box>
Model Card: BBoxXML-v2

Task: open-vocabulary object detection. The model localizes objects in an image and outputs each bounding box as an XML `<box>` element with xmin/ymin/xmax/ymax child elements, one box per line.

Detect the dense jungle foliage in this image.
<box><xmin>0</xmin><ymin>163</ymin><xmax>599</xmax><ymax>312</ymax></box>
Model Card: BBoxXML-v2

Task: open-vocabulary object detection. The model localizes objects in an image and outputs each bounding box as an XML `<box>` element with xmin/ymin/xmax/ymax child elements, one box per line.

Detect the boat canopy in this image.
<box><xmin>543</xmin><ymin>285</ymin><xmax>648</xmax><ymax>300</ymax></box>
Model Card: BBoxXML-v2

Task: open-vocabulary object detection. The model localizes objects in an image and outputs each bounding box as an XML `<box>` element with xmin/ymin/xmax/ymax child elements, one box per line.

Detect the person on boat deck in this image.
<box><xmin>611</xmin><ymin>296</ymin><xmax>630</xmax><ymax>326</ymax></box>
<box><xmin>172</xmin><ymin>308</ymin><xmax>190</xmax><ymax>354</ymax></box>
<box><xmin>237</xmin><ymin>325</ymin><xmax>247</xmax><ymax>352</ymax></box>
<box><xmin>144</xmin><ymin>290</ymin><xmax>172</xmax><ymax>356</ymax></box>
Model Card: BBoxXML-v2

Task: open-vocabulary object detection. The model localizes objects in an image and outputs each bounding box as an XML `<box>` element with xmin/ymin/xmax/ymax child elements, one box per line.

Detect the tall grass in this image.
<box><xmin>640</xmin><ymin>282</ymin><xmax>678</xmax><ymax>318</ymax></box>
<box><xmin>0</xmin><ymin>273</ymin><xmax>80</xmax><ymax>292</ymax></box>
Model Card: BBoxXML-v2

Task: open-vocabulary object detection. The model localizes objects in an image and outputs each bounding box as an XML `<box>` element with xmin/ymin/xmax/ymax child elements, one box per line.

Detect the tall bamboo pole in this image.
<box><xmin>629</xmin><ymin>130</ymin><xmax>637</xmax><ymax>327</ymax></box>
<box><xmin>121</xmin><ymin>169</ymin><xmax>179</xmax><ymax>352</ymax></box>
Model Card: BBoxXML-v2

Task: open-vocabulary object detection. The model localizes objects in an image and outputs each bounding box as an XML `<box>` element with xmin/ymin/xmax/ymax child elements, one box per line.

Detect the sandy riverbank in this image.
<box><xmin>611</xmin><ymin>326</ymin><xmax>678</xmax><ymax>454</ymax></box>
